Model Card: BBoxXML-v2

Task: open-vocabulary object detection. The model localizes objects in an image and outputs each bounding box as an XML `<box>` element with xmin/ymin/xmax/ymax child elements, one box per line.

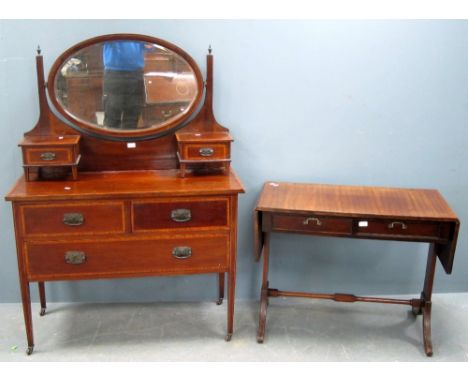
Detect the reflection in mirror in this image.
<box><xmin>54</xmin><ymin>40</ymin><xmax>199</xmax><ymax>131</ymax></box>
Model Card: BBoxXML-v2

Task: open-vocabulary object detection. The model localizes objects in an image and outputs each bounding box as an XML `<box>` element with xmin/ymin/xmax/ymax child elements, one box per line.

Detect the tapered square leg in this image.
<box><xmin>225</xmin><ymin>270</ymin><xmax>236</xmax><ymax>341</ymax></box>
<box><xmin>20</xmin><ymin>280</ymin><xmax>34</xmax><ymax>355</ymax></box>
<box><xmin>217</xmin><ymin>272</ymin><xmax>225</xmax><ymax>305</ymax></box>
<box><xmin>38</xmin><ymin>282</ymin><xmax>46</xmax><ymax>316</ymax></box>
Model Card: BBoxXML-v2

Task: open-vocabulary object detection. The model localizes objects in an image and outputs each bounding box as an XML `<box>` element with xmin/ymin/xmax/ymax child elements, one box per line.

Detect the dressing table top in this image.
<box><xmin>6</xmin><ymin>169</ymin><xmax>244</xmax><ymax>202</ymax></box>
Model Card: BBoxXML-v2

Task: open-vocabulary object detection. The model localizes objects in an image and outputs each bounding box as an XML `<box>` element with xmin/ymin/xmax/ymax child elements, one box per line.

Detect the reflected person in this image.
<box><xmin>102</xmin><ymin>41</ymin><xmax>148</xmax><ymax>129</ymax></box>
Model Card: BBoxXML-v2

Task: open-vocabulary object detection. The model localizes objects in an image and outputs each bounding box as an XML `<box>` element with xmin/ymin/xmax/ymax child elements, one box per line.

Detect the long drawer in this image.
<box><xmin>271</xmin><ymin>213</ymin><xmax>353</xmax><ymax>236</ymax></box>
<box><xmin>19</xmin><ymin>201</ymin><xmax>126</xmax><ymax>237</ymax></box>
<box><xmin>354</xmin><ymin>218</ymin><xmax>450</xmax><ymax>241</ymax></box>
<box><xmin>132</xmin><ymin>197</ymin><xmax>228</xmax><ymax>231</ymax></box>
<box><xmin>25</xmin><ymin>234</ymin><xmax>229</xmax><ymax>280</ymax></box>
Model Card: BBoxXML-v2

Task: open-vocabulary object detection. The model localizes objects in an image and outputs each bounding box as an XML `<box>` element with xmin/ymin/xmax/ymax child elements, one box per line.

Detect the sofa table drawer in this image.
<box><xmin>20</xmin><ymin>201</ymin><xmax>126</xmax><ymax>236</ymax></box>
<box><xmin>271</xmin><ymin>214</ymin><xmax>352</xmax><ymax>236</ymax></box>
<box><xmin>354</xmin><ymin>219</ymin><xmax>448</xmax><ymax>241</ymax></box>
<box><xmin>25</xmin><ymin>234</ymin><xmax>229</xmax><ymax>280</ymax></box>
<box><xmin>132</xmin><ymin>198</ymin><xmax>228</xmax><ymax>231</ymax></box>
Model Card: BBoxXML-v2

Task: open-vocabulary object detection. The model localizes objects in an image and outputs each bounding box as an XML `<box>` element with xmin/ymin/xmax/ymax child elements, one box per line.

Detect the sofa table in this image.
<box><xmin>254</xmin><ymin>181</ymin><xmax>460</xmax><ymax>356</ymax></box>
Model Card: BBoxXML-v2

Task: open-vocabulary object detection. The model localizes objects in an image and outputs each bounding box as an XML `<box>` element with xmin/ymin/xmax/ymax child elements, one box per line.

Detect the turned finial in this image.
<box><xmin>208</xmin><ymin>45</ymin><xmax>212</xmax><ymax>54</ymax></box>
<box><xmin>37</xmin><ymin>45</ymin><xmax>41</xmax><ymax>55</ymax></box>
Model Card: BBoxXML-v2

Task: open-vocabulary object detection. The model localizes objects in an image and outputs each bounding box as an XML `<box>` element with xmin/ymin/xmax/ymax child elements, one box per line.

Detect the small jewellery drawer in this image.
<box><xmin>25</xmin><ymin>234</ymin><xmax>229</xmax><ymax>279</ymax></box>
<box><xmin>20</xmin><ymin>201</ymin><xmax>125</xmax><ymax>236</ymax></box>
<box><xmin>183</xmin><ymin>143</ymin><xmax>229</xmax><ymax>160</ymax></box>
<box><xmin>23</xmin><ymin>147</ymin><xmax>73</xmax><ymax>165</ymax></box>
<box><xmin>354</xmin><ymin>219</ymin><xmax>449</xmax><ymax>240</ymax></box>
<box><xmin>132</xmin><ymin>198</ymin><xmax>228</xmax><ymax>231</ymax></box>
<box><xmin>271</xmin><ymin>214</ymin><xmax>352</xmax><ymax>236</ymax></box>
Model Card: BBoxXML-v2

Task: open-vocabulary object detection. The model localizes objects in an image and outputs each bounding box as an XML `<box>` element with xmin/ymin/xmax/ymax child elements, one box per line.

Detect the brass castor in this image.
<box><xmin>216</xmin><ymin>298</ymin><xmax>223</xmax><ymax>305</ymax></box>
<box><xmin>225</xmin><ymin>334</ymin><xmax>232</xmax><ymax>341</ymax></box>
<box><xmin>40</xmin><ymin>308</ymin><xmax>46</xmax><ymax>316</ymax></box>
<box><xmin>256</xmin><ymin>336</ymin><xmax>264</xmax><ymax>344</ymax></box>
<box><xmin>26</xmin><ymin>346</ymin><xmax>34</xmax><ymax>355</ymax></box>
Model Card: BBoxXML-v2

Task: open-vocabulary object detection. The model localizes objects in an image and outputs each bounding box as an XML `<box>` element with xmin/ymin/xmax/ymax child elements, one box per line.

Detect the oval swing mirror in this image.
<box><xmin>48</xmin><ymin>34</ymin><xmax>204</xmax><ymax>141</ymax></box>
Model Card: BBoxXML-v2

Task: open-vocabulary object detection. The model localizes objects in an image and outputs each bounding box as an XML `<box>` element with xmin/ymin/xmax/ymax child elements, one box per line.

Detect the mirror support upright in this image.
<box><xmin>19</xmin><ymin>47</ymin><xmax>81</xmax><ymax>181</ymax></box>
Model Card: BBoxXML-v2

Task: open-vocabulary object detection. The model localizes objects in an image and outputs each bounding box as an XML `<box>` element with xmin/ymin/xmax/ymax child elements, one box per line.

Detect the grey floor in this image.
<box><xmin>1</xmin><ymin>293</ymin><xmax>468</xmax><ymax>361</ymax></box>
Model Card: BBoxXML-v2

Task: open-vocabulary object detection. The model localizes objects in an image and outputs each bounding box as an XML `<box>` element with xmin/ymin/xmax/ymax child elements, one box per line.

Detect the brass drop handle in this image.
<box><xmin>40</xmin><ymin>152</ymin><xmax>56</xmax><ymax>161</ymax></box>
<box><xmin>388</xmin><ymin>221</ymin><xmax>408</xmax><ymax>230</ymax></box>
<box><xmin>199</xmin><ymin>147</ymin><xmax>214</xmax><ymax>157</ymax></box>
<box><xmin>161</xmin><ymin>110</ymin><xmax>173</xmax><ymax>118</ymax></box>
<box><xmin>171</xmin><ymin>209</ymin><xmax>192</xmax><ymax>223</ymax></box>
<box><xmin>65</xmin><ymin>251</ymin><xmax>86</xmax><ymax>265</ymax></box>
<box><xmin>63</xmin><ymin>213</ymin><xmax>85</xmax><ymax>226</ymax></box>
<box><xmin>303</xmin><ymin>217</ymin><xmax>322</xmax><ymax>226</ymax></box>
<box><xmin>172</xmin><ymin>246</ymin><xmax>192</xmax><ymax>260</ymax></box>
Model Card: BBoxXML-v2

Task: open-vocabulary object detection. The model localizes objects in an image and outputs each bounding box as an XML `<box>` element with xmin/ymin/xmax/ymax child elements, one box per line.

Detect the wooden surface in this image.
<box><xmin>6</xmin><ymin>169</ymin><xmax>244</xmax><ymax>201</ymax></box>
<box><xmin>20</xmin><ymin>201</ymin><xmax>125</xmax><ymax>236</ymax></box>
<box><xmin>21</xmin><ymin>40</ymin><xmax>228</xmax><ymax>174</ymax></box>
<box><xmin>175</xmin><ymin>53</ymin><xmax>231</xmax><ymax>177</ymax></box>
<box><xmin>133</xmin><ymin>197</ymin><xmax>228</xmax><ymax>231</ymax></box>
<box><xmin>254</xmin><ymin>181</ymin><xmax>459</xmax><ymax>273</ymax></box>
<box><xmin>254</xmin><ymin>181</ymin><xmax>460</xmax><ymax>355</ymax></box>
<box><xmin>19</xmin><ymin>135</ymin><xmax>80</xmax><ymax>147</ymax></box>
<box><xmin>7</xmin><ymin>170</ymin><xmax>243</xmax><ymax>353</ymax></box>
<box><xmin>26</xmin><ymin>233</ymin><xmax>230</xmax><ymax>281</ymax></box>
<box><xmin>7</xmin><ymin>35</ymin><xmax>243</xmax><ymax>354</ymax></box>
<box><xmin>175</xmin><ymin>131</ymin><xmax>233</xmax><ymax>142</ymax></box>
<box><xmin>256</xmin><ymin>182</ymin><xmax>458</xmax><ymax>220</ymax></box>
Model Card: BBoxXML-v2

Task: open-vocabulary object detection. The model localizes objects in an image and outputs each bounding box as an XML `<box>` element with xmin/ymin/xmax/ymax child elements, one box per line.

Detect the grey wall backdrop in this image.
<box><xmin>1</xmin><ymin>20</ymin><xmax>467</xmax><ymax>303</ymax></box>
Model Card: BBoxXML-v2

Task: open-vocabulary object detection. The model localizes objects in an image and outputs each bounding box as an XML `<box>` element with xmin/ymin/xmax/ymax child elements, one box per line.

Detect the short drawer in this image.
<box><xmin>354</xmin><ymin>219</ymin><xmax>447</xmax><ymax>240</ymax></box>
<box><xmin>25</xmin><ymin>234</ymin><xmax>229</xmax><ymax>279</ymax></box>
<box><xmin>132</xmin><ymin>198</ymin><xmax>228</xmax><ymax>231</ymax></box>
<box><xmin>183</xmin><ymin>143</ymin><xmax>229</xmax><ymax>160</ymax></box>
<box><xmin>271</xmin><ymin>214</ymin><xmax>352</xmax><ymax>235</ymax></box>
<box><xmin>23</xmin><ymin>147</ymin><xmax>74</xmax><ymax>165</ymax></box>
<box><xmin>20</xmin><ymin>201</ymin><xmax>126</xmax><ymax>236</ymax></box>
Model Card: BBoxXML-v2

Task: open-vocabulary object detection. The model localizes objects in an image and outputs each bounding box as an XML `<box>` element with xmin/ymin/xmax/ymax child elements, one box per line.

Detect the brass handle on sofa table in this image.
<box><xmin>388</xmin><ymin>221</ymin><xmax>408</xmax><ymax>230</ymax></box>
<box><xmin>303</xmin><ymin>217</ymin><xmax>322</xmax><ymax>226</ymax></box>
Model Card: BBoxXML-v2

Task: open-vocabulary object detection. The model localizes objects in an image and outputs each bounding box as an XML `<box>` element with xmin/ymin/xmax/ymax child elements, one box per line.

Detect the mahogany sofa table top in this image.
<box><xmin>255</xmin><ymin>181</ymin><xmax>458</xmax><ymax>221</ymax></box>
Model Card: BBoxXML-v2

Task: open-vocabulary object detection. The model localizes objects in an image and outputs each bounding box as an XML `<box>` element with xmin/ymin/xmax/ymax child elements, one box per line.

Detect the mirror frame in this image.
<box><xmin>47</xmin><ymin>33</ymin><xmax>204</xmax><ymax>141</ymax></box>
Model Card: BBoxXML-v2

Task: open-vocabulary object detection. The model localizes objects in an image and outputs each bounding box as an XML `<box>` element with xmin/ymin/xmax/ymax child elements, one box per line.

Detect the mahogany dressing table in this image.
<box><xmin>254</xmin><ymin>182</ymin><xmax>459</xmax><ymax>356</ymax></box>
<box><xmin>5</xmin><ymin>34</ymin><xmax>244</xmax><ymax>355</ymax></box>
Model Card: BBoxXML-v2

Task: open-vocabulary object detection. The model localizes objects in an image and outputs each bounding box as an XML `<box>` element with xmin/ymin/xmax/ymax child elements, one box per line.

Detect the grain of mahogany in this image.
<box><xmin>175</xmin><ymin>51</ymin><xmax>233</xmax><ymax>177</ymax></box>
<box><xmin>5</xmin><ymin>34</ymin><xmax>244</xmax><ymax>355</ymax></box>
<box><xmin>254</xmin><ymin>181</ymin><xmax>460</xmax><ymax>356</ymax></box>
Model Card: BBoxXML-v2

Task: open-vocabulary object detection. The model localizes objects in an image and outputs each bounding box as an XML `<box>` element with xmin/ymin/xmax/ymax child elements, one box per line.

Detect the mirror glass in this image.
<box><xmin>53</xmin><ymin>39</ymin><xmax>200</xmax><ymax>135</ymax></box>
